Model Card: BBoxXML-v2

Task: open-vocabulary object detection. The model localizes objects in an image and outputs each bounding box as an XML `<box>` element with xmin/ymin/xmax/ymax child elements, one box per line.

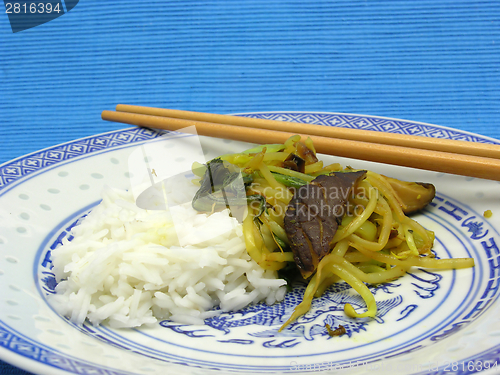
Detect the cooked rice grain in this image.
<box><xmin>49</xmin><ymin>186</ymin><xmax>287</xmax><ymax>328</ymax></box>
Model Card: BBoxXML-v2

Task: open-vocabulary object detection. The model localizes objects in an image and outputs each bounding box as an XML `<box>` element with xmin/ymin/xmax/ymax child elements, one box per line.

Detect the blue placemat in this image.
<box><xmin>1</xmin><ymin>0</ymin><xmax>499</xmax><ymax>167</ymax></box>
<box><xmin>1</xmin><ymin>0</ymin><xmax>499</xmax><ymax>374</ymax></box>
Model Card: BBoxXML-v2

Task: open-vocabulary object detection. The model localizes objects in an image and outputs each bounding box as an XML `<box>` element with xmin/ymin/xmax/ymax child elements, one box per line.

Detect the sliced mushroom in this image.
<box><xmin>385</xmin><ymin>176</ymin><xmax>436</xmax><ymax>215</ymax></box>
<box><xmin>282</xmin><ymin>153</ymin><xmax>306</xmax><ymax>173</ymax></box>
<box><xmin>284</xmin><ymin>171</ymin><xmax>367</xmax><ymax>279</ymax></box>
<box><xmin>295</xmin><ymin>142</ymin><xmax>319</xmax><ymax>164</ymax></box>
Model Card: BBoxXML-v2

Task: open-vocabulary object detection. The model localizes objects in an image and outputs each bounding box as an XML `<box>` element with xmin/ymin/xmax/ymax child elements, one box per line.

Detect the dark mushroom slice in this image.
<box><xmin>295</xmin><ymin>142</ymin><xmax>319</xmax><ymax>164</ymax></box>
<box><xmin>284</xmin><ymin>171</ymin><xmax>367</xmax><ymax>279</ymax></box>
<box><xmin>385</xmin><ymin>176</ymin><xmax>436</xmax><ymax>215</ymax></box>
<box><xmin>282</xmin><ymin>153</ymin><xmax>306</xmax><ymax>173</ymax></box>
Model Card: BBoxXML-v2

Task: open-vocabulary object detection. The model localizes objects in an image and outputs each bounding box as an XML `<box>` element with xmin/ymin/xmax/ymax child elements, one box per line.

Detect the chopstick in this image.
<box><xmin>115</xmin><ymin>104</ymin><xmax>500</xmax><ymax>159</ymax></box>
<box><xmin>101</xmin><ymin>106</ymin><xmax>500</xmax><ymax>181</ymax></box>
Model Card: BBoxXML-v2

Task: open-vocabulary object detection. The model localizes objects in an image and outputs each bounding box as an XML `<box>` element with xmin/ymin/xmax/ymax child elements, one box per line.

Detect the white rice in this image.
<box><xmin>49</xmin><ymin>186</ymin><xmax>287</xmax><ymax>328</ymax></box>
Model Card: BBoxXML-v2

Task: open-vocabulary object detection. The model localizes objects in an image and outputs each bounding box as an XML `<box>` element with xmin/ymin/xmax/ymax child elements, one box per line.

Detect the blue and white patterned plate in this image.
<box><xmin>1</xmin><ymin>112</ymin><xmax>500</xmax><ymax>375</ymax></box>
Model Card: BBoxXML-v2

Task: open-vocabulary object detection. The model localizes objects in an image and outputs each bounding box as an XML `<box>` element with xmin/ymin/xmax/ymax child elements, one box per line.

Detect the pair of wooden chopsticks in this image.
<box><xmin>101</xmin><ymin>105</ymin><xmax>500</xmax><ymax>181</ymax></box>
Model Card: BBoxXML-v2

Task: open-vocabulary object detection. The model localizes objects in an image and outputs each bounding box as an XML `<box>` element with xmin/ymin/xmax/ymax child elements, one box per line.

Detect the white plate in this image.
<box><xmin>1</xmin><ymin>112</ymin><xmax>500</xmax><ymax>375</ymax></box>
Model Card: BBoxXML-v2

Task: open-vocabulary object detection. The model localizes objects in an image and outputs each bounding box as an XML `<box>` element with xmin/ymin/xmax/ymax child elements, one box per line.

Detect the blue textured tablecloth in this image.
<box><xmin>1</xmin><ymin>1</ymin><xmax>499</xmax><ymax>374</ymax></box>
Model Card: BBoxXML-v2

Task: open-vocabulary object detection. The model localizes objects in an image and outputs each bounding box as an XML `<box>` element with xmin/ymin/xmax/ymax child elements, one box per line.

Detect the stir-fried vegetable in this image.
<box><xmin>191</xmin><ymin>135</ymin><xmax>475</xmax><ymax>332</ymax></box>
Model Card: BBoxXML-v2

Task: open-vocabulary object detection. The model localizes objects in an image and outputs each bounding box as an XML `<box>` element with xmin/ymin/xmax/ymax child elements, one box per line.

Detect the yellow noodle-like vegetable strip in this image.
<box><xmin>357</xmin><ymin>264</ymin><xmax>387</xmax><ymax>273</ymax></box>
<box><xmin>390</xmin><ymin>242</ymin><xmax>413</xmax><ymax>260</ymax></box>
<box><xmin>248</xmin><ymin>183</ymin><xmax>291</xmax><ymax>205</ymax></box>
<box><xmin>260</xmin><ymin>223</ymin><xmax>278</xmax><ymax>252</ymax></box>
<box><xmin>259</xmin><ymin>163</ymin><xmax>288</xmax><ymax>189</ymax></box>
<box><xmin>331</xmin><ymin>186</ymin><xmax>378</xmax><ymax>243</ymax></box>
<box><xmin>246</xmin><ymin>205</ymin><xmax>289</xmax><ymax>270</ymax></box>
<box><xmin>242</xmin><ymin>208</ymin><xmax>263</xmax><ymax>264</ymax></box>
<box><xmin>304</xmin><ymin>161</ymin><xmax>324</xmax><ymax>174</ymax></box>
<box><xmin>263</xmin><ymin>152</ymin><xmax>289</xmax><ymax>161</ymax></box>
<box><xmin>242</xmin><ymin>144</ymin><xmax>286</xmax><ymax>154</ymax></box>
<box><xmin>268</xmin><ymin>202</ymin><xmax>286</xmax><ymax>226</ymax></box>
<box><xmin>304</xmin><ymin>136</ymin><xmax>317</xmax><ymax>154</ymax></box>
<box><xmin>279</xmin><ymin>273</ymin><xmax>319</xmax><ymax>331</ymax></box>
<box><xmin>329</xmin><ymin>264</ymin><xmax>377</xmax><ymax>318</ymax></box>
<box><xmin>252</xmin><ymin>221</ymin><xmax>288</xmax><ymax>270</ymax></box>
<box><xmin>352</xmin><ymin>244</ymin><xmax>475</xmax><ymax>269</ymax></box>
<box><xmin>323</xmin><ymin>254</ymin><xmax>409</xmax><ymax>284</ymax></box>
<box><xmin>260</xmin><ymin>212</ymin><xmax>289</xmax><ymax>244</ymax></box>
<box><xmin>221</xmin><ymin>154</ymin><xmax>252</xmax><ymax>166</ymax></box>
<box><xmin>366</xmin><ymin>171</ymin><xmax>406</xmax><ymax>222</ymax></box>
<box><xmin>260</xmin><ymin>171</ymin><xmax>293</xmax><ymax>205</ymax></box>
<box><xmin>280</xmin><ymin>240</ymin><xmax>370</xmax><ymax>330</ymax></box>
<box><xmin>265</xmin><ymin>252</ymin><xmax>295</xmax><ymax>262</ymax></box>
<box><xmin>373</xmin><ymin>172</ymin><xmax>408</xmax><ymax>210</ymax></box>
<box><xmin>344</xmin><ymin>251</ymin><xmax>373</xmax><ymax>263</ymax></box>
<box><xmin>242</xmin><ymin>212</ymin><xmax>272</xmax><ymax>264</ymax></box>
<box><xmin>258</xmin><ymin>258</ymin><xmax>288</xmax><ymax>271</ymax></box>
<box><xmin>349</xmin><ymin>232</ymin><xmax>397</xmax><ymax>255</ymax></box>
<box><xmin>384</xmin><ymin>236</ymin><xmax>404</xmax><ymax>250</ymax></box>
<box><xmin>402</xmin><ymin>223</ymin><xmax>419</xmax><ymax>256</ymax></box>
<box><xmin>320</xmin><ymin>163</ymin><xmax>343</xmax><ymax>172</ymax></box>
<box><xmin>348</xmin><ymin>195</ymin><xmax>394</xmax><ymax>252</ymax></box>
<box><xmin>314</xmin><ymin>275</ymin><xmax>340</xmax><ymax>297</ymax></box>
<box><xmin>344</xmin><ymin>217</ymin><xmax>378</xmax><ymax>241</ymax></box>
<box><xmin>278</xmin><ymin>240</ymin><xmax>350</xmax><ymax>331</ymax></box>
<box><xmin>284</xmin><ymin>135</ymin><xmax>301</xmax><ymax>154</ymax></box>
<box><xmin>253</xmin><ymin>222</ymin><xmax>270</xmax><ymax>255</ymax></box>
<box><xmin>313</xmin><ymin>240</ymin><xmax>351</xmax><ymax>297</ymax></box>
<box><xmin>402</xmin><ymin>217</ymin><xmax>434</xmax><ymax>253</ymax></box>
<box><xmin>244</xmin><ymin>149</ymin><xmax>266</xmax><ymax>171</ymax></box>
<box><xmin>331</xmin><ymin>239</ymin><xmax>351</xmax><ymax>257</ymax></box>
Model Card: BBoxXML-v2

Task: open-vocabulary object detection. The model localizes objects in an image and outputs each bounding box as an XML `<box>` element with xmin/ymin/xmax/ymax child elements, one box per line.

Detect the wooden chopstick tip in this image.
<box><xmin>101</xmin><ymin>110</ymin><xmax>112</xmax><ymax>121</ymax></box>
